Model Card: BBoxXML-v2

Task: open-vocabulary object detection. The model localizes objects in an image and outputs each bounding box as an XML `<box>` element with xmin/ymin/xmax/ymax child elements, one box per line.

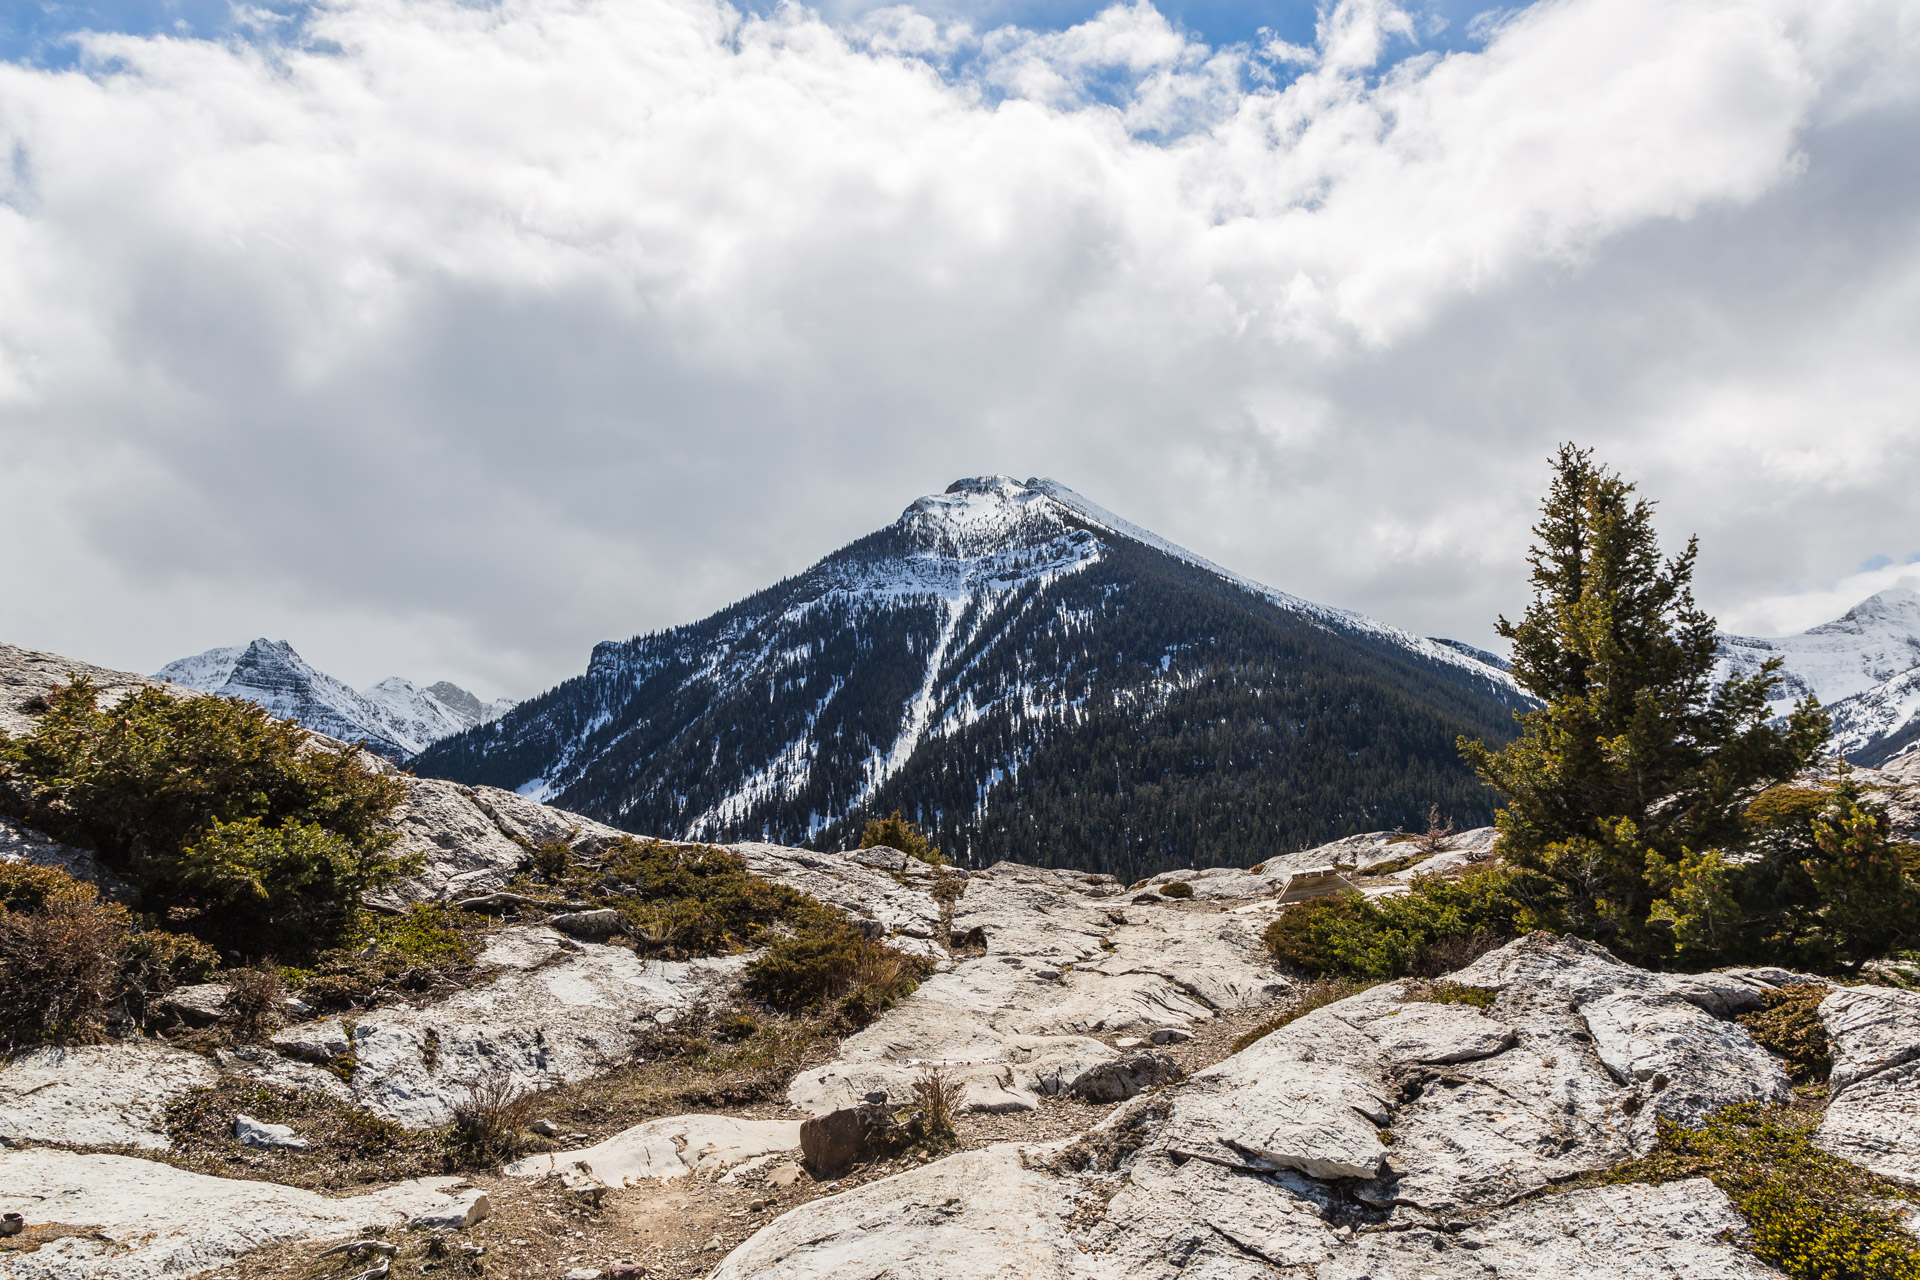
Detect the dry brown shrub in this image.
<box><xmin>443</xmin><ymin>1074</ymin><xmax>539</xmax><ymax>1170</ymax></box>
<box><xmin>0</xmin><ymin>872</ymin><xmax>129</xmax><ymax>1046</ymax></box>
<box><xmin>224</xmin><ymin>966</ymin><xmax>287</xmax><ymax>1042</ymax></box>
<box><xmin>912</xmin><ymin>1066</ymin><xmax>961</xmax><ymax>1141</ymax></box>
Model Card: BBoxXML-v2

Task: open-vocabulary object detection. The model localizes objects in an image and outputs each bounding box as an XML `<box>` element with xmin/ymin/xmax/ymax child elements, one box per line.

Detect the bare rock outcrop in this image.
<box><xmin>787</xmin><ymin>861</ymin><xmax>1285</xmax><ymax>1116</ymax></box>
<box><xmin>270</xmin><ymin>926</ymin><xmax>748</xmax><ymax>1128</ymax></box>
<box><xmin>0</xmin><ymin>1149</ymin><xmax>477</xmax><ymax>1280</ymax></box>
<box><xmin>505</xmin><ymin>1115</ymin><xmax>802</xmax><ymax>1183</ymax></box>
<box><xmin>0</xmin><ymin>1043</ymin><xmax>216</xmax><ymax>1151</ymax></box>
<box><xmin>1817</xmin><ymin>984</ymin><xmax>1920</xmax><ymax>1184</ymax></box>
<box><xmin>718</xmin><ymin>933</ymin><xmax>1800</xmax><ymax>1280</ymax></box>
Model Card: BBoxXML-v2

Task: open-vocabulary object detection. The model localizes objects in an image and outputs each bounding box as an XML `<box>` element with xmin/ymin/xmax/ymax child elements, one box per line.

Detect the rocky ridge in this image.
<box><xmin>155</xmin><ymin>638</ymin><xmax>514</xmax><ymax>760</ymax></box>
<box><xmin>4</xmin><ymin>642</ymin><xmax>1920</xmax><ymax>1279</ymax></box>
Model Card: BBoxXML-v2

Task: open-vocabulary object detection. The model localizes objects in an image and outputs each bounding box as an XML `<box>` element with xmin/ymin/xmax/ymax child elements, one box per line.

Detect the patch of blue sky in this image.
<box><xmin>1</xmin><ymin>0</ymin><xmax>315</xmax><ymax>67</ymax></box>
<box><xmin>5</xmin><ymin>0</ymin><xmax>1534</xmax><ymax>116</ymax></box>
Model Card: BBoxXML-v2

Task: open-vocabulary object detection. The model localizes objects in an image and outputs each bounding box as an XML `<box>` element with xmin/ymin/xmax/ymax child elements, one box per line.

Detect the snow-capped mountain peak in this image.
<box><xmin>155</xmin><ymin>640</ymin><xmax>515</xmax><ymax>759</ymax></box>
<box><xmin>1717</xmin><ymin>588</ymin><xmax>1920</xmax><ymax>764</ymax></box>
<box><xmin>416</xmin><ymin>475</ymin><xmax>1530</xmax><ymax>877</ymax></box>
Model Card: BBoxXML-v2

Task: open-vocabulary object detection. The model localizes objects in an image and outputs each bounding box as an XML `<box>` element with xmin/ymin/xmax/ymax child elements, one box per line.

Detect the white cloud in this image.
<box><xmin>0</xmin><ymin>0</ymin><xmax>1916</xmax><ymax>694</ymax></box>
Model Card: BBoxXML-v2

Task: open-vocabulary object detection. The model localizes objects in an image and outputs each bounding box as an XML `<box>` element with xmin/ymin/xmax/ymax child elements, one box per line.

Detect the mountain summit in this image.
<box><xmin>1718</xmin><ymin>587</ymin><xmax>1920</xmax><ymax>764</ymax></box>
<box><xmin>156</xmin><ymin>639</ymin><xmax>514</xmax><ymax>758</ymax></box>
<box><xmin>413</xmin><ymin>476</ymin><xmax>1527</xmax><ymax>878</ymax></box>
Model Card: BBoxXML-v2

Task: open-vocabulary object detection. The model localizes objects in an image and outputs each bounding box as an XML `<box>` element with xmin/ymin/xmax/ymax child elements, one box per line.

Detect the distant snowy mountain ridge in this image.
<box><xmin>1717</xmin><ymin>588</ymin><xmax>1920</xmax><ymax>764</ymax></box>
<box><xmin>155</xmin><ymin>639</ymin><xmax>514</xmax><ymax>759</ymax></box>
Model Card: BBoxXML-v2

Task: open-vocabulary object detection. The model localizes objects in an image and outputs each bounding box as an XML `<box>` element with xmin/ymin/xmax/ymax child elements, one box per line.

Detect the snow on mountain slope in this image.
<box><xmin>1030</xmin><ymin>478</ymin><xmax>1518</xmax><ymax>690</ymax></box>
<box><xmin>156</xmin><ymin>640</ymin><xmax>514</xmax><ymax>759</ymax></box>
<box><xmin>415</xmin><ymin>476</ymin><xmax>1531</xmax><ymax>877</ymax></box>
<box><xmin>153</xmin><ymin>645</ymin><xmax>247</xmax><ymax>692</ymax></box>
<box><xmin>1719</xmin><ymin>589</ymin><xmax>1920</xmax><ymax>713</ymax></box>
<box><xmin>1717</xmin><ymin>589</ymin><xmax>1920</xmax><ymax>764</ymax></box>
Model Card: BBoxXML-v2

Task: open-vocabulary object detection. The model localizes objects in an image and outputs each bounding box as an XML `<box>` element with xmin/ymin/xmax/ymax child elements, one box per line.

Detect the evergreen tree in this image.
<box><xmin>1460</xmin><ymin>445</ymin><xmax>1827</xmax><ymax>957</ymax></box>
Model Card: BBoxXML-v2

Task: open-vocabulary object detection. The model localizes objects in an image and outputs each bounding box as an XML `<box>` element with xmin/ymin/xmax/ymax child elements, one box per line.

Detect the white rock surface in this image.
<box><xmin>0</xmin><ymin>815</ymin><xmax>104</xmax><ymax>891</ymax></box>
<box><xmin>1817</xmin><ymin>985</ymin><xmax>1920</xmax><ymax>1184</ymax></box>
<box><xmin>710</xmin><ymin>1145</ymin><xmax>1093</xmax><ymax>1280</ymax></box>
<box><xmin>234</xmin><ymin>1114</ymin><xmax>308</xmax><ymax>1151</ymax></box>
<box><xmin>274</xmin><ymin>926</ymin><xmax>750</xmax><ymax>1128</ymax></box>
<box><xmin>406</xmin><ymin>1188</ymin><xmax>492</xmax><ymax>1229</ymax></box>
<box><xmin>787</xmin><ymin>862</ymin><xmax>1285</xmax><ymax>1116</ymax></box>
<box><xmin>505</xmin><ymin>1115</ymin><xmax>803</xmax><ymax>1184</ymax></box>
<box><xmin>0</xmin><ymin>1150</ymin><xmax>473</xmax><ymax>1280</ymax></box>
<box><xmin>0</xmin><ymin>1043</ymin><xmax>216</xmax><ymax>1151</ymax></box>
<box><xmin>732</xmin><ymin>842</ymin><xmax>948</xmax><ymax>959</ymax></box>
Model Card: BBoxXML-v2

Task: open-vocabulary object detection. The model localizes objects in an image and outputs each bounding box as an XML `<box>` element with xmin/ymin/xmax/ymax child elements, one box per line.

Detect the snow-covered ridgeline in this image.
<box><xmin>1028</xmin><ymin>478</ymin><xmax>1521</xmax><ymax>691</ymax></box>
<box><xmin>155</xmin><ymin>639</ymin><xmax>513</xmax><ymax>759</ymax></box>
<box><xmin>1716</xmin><ymin>588</ymin><xmax>1920</xmax><ymax>762</ymax></box>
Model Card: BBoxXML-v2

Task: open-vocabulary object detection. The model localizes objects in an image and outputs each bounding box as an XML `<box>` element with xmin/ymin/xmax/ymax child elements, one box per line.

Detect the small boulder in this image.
<box><xmin>549</xmin><ymin>909</ymin><xmax>624</xmax><ymax>939</ymax></box>
<box><xmin>163</xmin><ymin>983</ymin><xmax>234</xmax><ymax>1026</ymax></box>
<box><xmin>531</xmin><ymin>1118</ymin><xmax>562</xmax><ymax>1137</ymax></box>
<box><xmin>1149</xmin><ymin>1027</ymin><xmax>1193</xmax><ymax>1045</ymax></box>
<box><xmin>799</xmin><ymin>1103</ymin><xmax>912</xmax><ymax>1177</ymax></box>
<box><xmin>235</xmin><ymin>1114</ymin><xmax>310</xmax><ymax>1151</ymax></box>
<box><xmin>765</xmin><ymin>1161</ymin><xmax>803</xmax><ymax>1187</ymax></box>
<box><xmin>1</xmin><ymin>1212</ymin><xmax>23</xmax><ymax>1238</ymax></box>
<box><xmin>408</xmin><ymin>1189</ymin><xmax>491</xmax><ymax>1230</ymax></box>
<box><xmin>1066</xmin><ymin>1051</ymin><xmax>1183</xmax><ymax>1103</ymax></box>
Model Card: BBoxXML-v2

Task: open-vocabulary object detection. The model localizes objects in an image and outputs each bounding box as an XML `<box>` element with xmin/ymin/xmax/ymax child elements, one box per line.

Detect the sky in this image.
<box><xmin>1</xmin><ymin>0</ymin><xmax>1917</xmax><ymax>700</ymax></box>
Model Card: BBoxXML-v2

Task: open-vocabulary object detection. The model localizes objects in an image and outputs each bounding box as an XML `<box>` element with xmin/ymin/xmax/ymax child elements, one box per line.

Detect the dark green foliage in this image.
<box><xmin>1648</xmin><ymin>774</ymin><xmax>1920</xmax><ymax>971</ymax></box>
<box><xmin>859</xmin><ymin>811</ymin><xmax>947</xmax><ymax>866</ymax></box>
<box><xmin>1460</xmin><ymin>447</ymin><xmax>1830</xmax><ymax>961</ymax></box>
<box><xmin>531</xmin><ymin>838</ymin><xmax>572</xmax><ymax>880</ymax></box>
<box><xmin>1594</xmin><ymin>1104</ymin><xmax>1920</xmax><ymax>1280</ymax></box>
<box><xmin>743</xmin><ymin>921</ymin><xmax>929</xmax><ymax>1028</ymax></box>
<box><xmin>417</xmin><ymin>526</ymin><xmax>1524</xmax><ymax>882</ymax></box>
<box><xmin>1400</xmin><ymin>979</ymin><xmax>1498</xmax><ymax>1010</ymax></box>
<box><xmin>600</xmin><ymin>837</ymin><xmax>828</xmax><ymax>958</ymax></box>
<box><xmin>1261</xmin><ymin>868</ymin><xmax>1531</xmax><ymax>980</ymax></box>
<box><xmin>288</xmin><ymin>905</ymin><xmax>480</xmax><ymax>1014</ymax></box>
<box><xmin>0</xmin><ymin>680</ymin><xmax>410</xmax><ymax>958</ymax></box>
<box><xmin>1737</xmin><ymin>985</ymin><xmax>1832</xmax><ymax>1083</ymax></box>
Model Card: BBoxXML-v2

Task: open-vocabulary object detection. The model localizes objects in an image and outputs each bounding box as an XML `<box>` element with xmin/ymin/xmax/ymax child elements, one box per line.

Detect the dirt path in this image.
<box><xmin>211</xmin><ymin>996</ymin><xmax>1286</xmax><ymax>1280</ymax></box>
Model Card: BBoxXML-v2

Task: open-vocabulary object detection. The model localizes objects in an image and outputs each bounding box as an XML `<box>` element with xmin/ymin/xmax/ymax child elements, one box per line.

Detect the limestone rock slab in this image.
<box><xmin>274</xmin><ymin>926</ymin><xmax>749</xmax><ymax>1128</ymax></box>
<box><xmin>1322</xmin><ymin>1178</ymin><xmax>1781</xmax><ymax>1279</ymax></box>
<box><xmin>709</xmin><ymin>1145</ymin><xmax>1102</xmax><ymax>1280</ymax></box>
<box><xmin>1818</xmin><ymin>985</ymin><xmax>1920</xmax><ymax>1184</ymax></box>
<box><xmin>0</xmin><ymin>1043</ymin><xmax>216</xmax><ymax>1151</ymax></box>
<box><xmin>0</xmin><ymin>1149</ymin><xmax>471</xmax><ymax>1280</ymax></box>
<box><xmin>505</xmin><ymin>1115</ymin><xmax>802</xmax><ymax>1184</ymax></box>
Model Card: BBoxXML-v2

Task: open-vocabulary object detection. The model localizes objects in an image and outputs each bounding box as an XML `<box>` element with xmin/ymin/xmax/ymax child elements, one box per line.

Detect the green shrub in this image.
<box><xmin>1159</xmin><ymin>882</ymin><xmax>1194</xmax><ymax>900</ymax></box>
<box><xmin>1595</xmin><ymin>1103</ymin><xmax>1920</xmax><ymax>1280</ymax></box>
<box><xmin>601</xmin><ymin>838</ymin><xmax>822</xmax><ymax>958</ymax></box>
<box><xmin>858</xmin><ymin>811</ymin><xmax>947</xmax><ymax>867</ymax></box>
<box><xmin>288</xmin><ymin>905</ymin><xmax>480</xmax><ymax>1014</ymax></box>
<box><xmin>1737</xmin><ymin>984</ymin><xmax>1832</xmax><ymax>1083</ymax></box>
<box><xmin>744</xmin><ymin>921</ymin><xmax>929</xmax><ymax>1029</ymax></box>
<box><xmin>1401</xmin><ymin>979</ymin><xmax>1498</xmax><ymax>1010</ymax></box>
<box><xmin>0</xmin><ymin>680</ymin><xmax>409</xmax><ymax>959</ymax></box>
<box><xmin>531</xmin><ymin>838</ymin><xmax>572</xmax><ymax>881</ymax></box>
<box><xmin>1262</xmin><ymin>867</ymin><xmax>1530</xmax><ymax>980</ymax></box>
